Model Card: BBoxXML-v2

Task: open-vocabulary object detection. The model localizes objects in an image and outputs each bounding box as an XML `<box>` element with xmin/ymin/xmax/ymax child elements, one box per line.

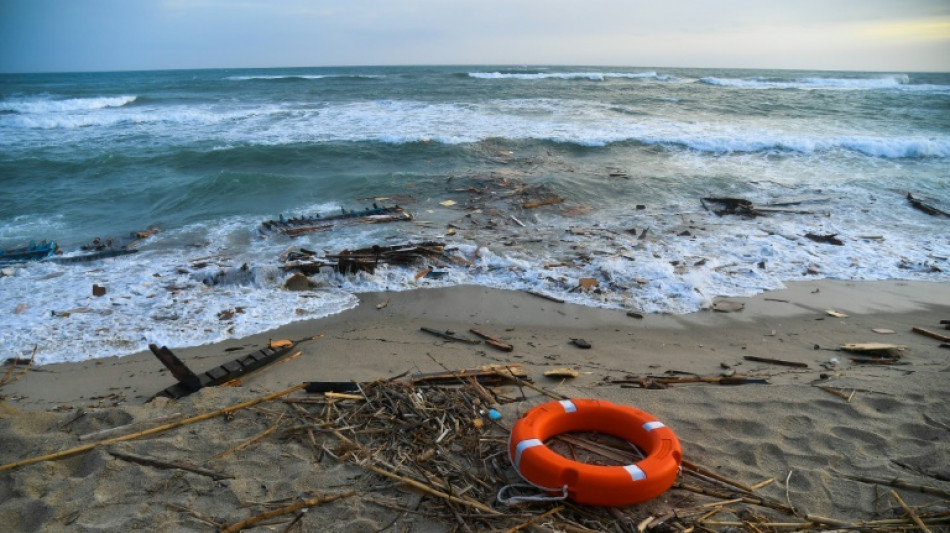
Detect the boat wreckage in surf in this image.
<box><xmin>260</xmin><ymin>204</ymin><xmax>412</xmax><ymax>236</ymax></box>
<box><xmin>281</xmin><ymin>241</ymin><xmax>447</xmax><ymax>275</ymax></box>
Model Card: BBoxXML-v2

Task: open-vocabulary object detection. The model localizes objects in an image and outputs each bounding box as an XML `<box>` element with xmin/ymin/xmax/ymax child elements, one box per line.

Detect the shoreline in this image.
<box><xmin>2</xmin><ymin>279</ymin><xmax>948</xmax><ymax>530</ymax></box>
<box><xmin>4</xmin><ymin>279</ymin><xmax>948</xmax><ymax>410</ymax></box>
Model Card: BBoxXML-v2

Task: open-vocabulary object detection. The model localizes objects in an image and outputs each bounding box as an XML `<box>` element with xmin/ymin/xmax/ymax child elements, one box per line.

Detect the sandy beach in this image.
<box><xmin>2</xmin><ymin>279</ymin><xmax>949</xmax><ymax>531</ymax></box>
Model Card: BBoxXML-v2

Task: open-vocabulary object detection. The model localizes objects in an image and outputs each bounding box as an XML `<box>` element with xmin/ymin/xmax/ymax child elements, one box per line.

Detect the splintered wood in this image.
<box><xmin>277</xmin><ymin>379</ymin><xmax>947</xmax><ymax>531</ymax></box>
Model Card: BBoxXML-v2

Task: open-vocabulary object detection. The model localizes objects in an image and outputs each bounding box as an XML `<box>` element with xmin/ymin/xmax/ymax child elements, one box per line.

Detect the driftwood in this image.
<box><xmin>522</xmin><ymin>197</ymin><xmax>563</xmax><ymax>209</ymax></box>
<box><xmin>607</xmin><ymin>375</ymin><xmax>769</xmax><ymax>388</ymax></box>
<box><xmin>907</xmin><ymin>193</ymin><xmax>950</xmax><ymax>218</ymax></box>
<box><xmin>411</xmin><ymin>364</ymin><xmax>528</xmax><ymax>386</ymax></box>
<box><xmin>469</xmin><ymin>328</ymin><xmax>514</xmax><ymax>352</ymax></box>
<box><xmin>743</xmin><ymin>355</ymin><xmax>808</xmax><ymax>368</ymax></box>
<box><xmin>805</xmin><ymin>233</ymin><xmax>844</xmax><ymax>246</ymax></box>
<box><xmin>912</xmin><ymin>326</ymin><xmax>950</xmax><ymax>343</ymax></box>
<box><xmin>260</xmin><ymin>204</ymin><xmax>412</xmax><ymax>235</ymax></box>
<box><xmin>420</xmin><ymin>326</ymin><xmax>480</xmax><ymax>344</ymax></box>
<box><xmin>150</xmin><ymin>341</ymin><xmax>299</xmax><ymax>400</ymax></box>
<box><xmin>0</xmin><ymin>384</ymin><xmax>306</xmax><ymax>473</ymax></box>
<box><xmin>701</xmin><ymin>197</ymin><xmax>764</xmax><ymax>218</ymax></box>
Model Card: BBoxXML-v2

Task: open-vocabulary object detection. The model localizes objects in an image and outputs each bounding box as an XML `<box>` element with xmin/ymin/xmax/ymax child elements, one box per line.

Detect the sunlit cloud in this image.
<box><xmin>862</xmin><ymin>18</ymin><xmax>950</xmax><ymax>42</ymax></box>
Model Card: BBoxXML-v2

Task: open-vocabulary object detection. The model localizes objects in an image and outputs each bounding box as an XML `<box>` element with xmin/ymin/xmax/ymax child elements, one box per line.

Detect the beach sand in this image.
<box><xmin>1</xmin><ymin>280</ymin><xmax>948</xmax><ymax>531</ymax></box>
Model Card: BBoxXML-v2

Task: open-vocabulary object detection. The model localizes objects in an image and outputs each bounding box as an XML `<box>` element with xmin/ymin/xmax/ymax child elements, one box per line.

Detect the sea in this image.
<box><xmin>1</xmin><ymin>66</ymin><xmax>948</xmax><ymax>365</ymax></box>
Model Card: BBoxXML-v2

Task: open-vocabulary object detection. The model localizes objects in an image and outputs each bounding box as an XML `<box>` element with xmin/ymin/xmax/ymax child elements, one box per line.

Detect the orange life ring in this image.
<box><xmin>508</xmin><ymin>398</ymin><xmax>682</xmax><ymax>506</ymax></box>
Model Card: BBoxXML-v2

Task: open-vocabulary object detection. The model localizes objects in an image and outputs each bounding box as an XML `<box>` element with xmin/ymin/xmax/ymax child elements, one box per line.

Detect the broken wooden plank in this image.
<box><xmin>743</xmin><ymin>355</ymin><xmax>808</xmax><ymax>368</ymax></box>
<box><xmin>148</xmin><ymin>344</ymin><xmax>201</xmax><ymax>393</ymax></box>
<box><xmin>522</xmin><ymin>197</ymin><xmax>563</xmax><ymax>209</ymax></box>
<box><xmin>303</xmin><ymin>382</ymin><xmax>362</xmax><ymax>394</ymax></box>
<box><xmin>805</xmin><ymin>233</ymin><xmax>844</xmax><ymax>246</ymax></box>
<box><xmin>411</xmin><ymin>364</ymin><xmax>529</xmax><ymax>386</ymax></box>
<box><xmin>608</xmin><ymin>375</ymin><xmax>769</xmax><ymax>387</ymax></box>
<box><xmin>839</xmin><ymin>343</ymin><xmax>906</xmax><ymax>355</ymax></box>
<box><xmin>912</xmin><ymin>326</ymin><xmax>950</xmax><ymax>343</ymax></box>
<box><xmin>151</xmin><ymin>341</ymin><xmax>298</xmax><ymax>400</ymax></box>
<box><xmin>469</xmin><ymin>328</ymin><xmax>513</xmax><ymax>352</ymax></box>
<box><xmin>544</xmin><ymin>367</ymin><xmax>579</xmax><ymax>379</ymax></box>
<box><xmin>907</xmin><ymin>193</ymin><xmax>950</xmax><ymax>218</ymax></box>
<box><xmin>420</xmin><ymin>327</ymin><xmax>480</xmax><ymax>344</ymax></box>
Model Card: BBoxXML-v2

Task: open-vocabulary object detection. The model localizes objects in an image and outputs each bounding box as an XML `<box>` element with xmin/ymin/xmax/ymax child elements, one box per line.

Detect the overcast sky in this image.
<box><xmin>2</xmin><ymin>0</ymin><xmax>948</xmax><ymax>73</ymax></box>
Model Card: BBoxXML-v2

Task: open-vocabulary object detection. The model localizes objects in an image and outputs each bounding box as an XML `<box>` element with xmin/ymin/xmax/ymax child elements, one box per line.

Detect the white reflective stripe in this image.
<box><xmin>514</xmin><ymin>439</ymin><xmax>544</xmax><ymax>470</ymax></box>
<box><xmin>624</xmin><ymin>464</ymin><xmax>647</xmax><ymax>481</ymax></box>
<box><xmin>559</xmin><ymin>400</ymin><xmax>577</xmax><ymax>413</ymax></box>
<box><xmin>643</xmin><ymin>421</ymin><xmax>665</xmax><ymax>432</ymax></box>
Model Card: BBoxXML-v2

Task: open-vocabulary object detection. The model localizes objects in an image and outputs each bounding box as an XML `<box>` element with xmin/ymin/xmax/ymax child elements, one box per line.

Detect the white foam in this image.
<box><xmin>696</xmin><ymin>74</ymin><xmax>949</xmax><ymax>92</ymax></box>
<box><xmin>2</xmin><ymin>193</ymin><xmax>947</xmax><ymax>366</ymax></box>
<box><xmin>226</xmin><ymin>74</ymin><xmax>384</xmax><ymax>81</ymax></box>
<box><xmin>4</xmin><ymin>96</ymin><xmax>947</xmax><ymax>161</ymax></box>
<box><xmin>1</xmin><ymin>95</ymin><xmax>137</xmax><ymax>114</ymax></box>
<box><xmin>468</xmin><ymin>71</ymin><xmax>672</xmax><ymax>81</ymax></box>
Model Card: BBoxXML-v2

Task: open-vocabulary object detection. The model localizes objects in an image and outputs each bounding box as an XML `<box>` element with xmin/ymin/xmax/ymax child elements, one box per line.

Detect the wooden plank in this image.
<box><xmin>148</xmin><ymin>344</ymin><xmax>201</xmax><ymax>392</ymax></box>
<box><xmin>420</xmin><ymin>327</ymin><xmax>480</xmax><ymax>344</ymax></box>
<box><xmin>743</xmin><ymin>355</ymin><xmax>808</xmax><ymax>368</ymax></box>
<box><xmin>469</xmin><ymin>328</ymin><xmax>513</xmax><ymax>352</ymax></box>
<box><xmin>912</xmin><ymin>327</ymin><xmax>950</xmax><ymax>343</ymax></box>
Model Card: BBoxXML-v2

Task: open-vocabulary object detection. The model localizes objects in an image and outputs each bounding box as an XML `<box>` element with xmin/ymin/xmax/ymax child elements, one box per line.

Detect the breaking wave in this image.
<box><xmin>1</xmin><ymin>95</ymin><xmax>137</xmax><ymax>114</ymax></box>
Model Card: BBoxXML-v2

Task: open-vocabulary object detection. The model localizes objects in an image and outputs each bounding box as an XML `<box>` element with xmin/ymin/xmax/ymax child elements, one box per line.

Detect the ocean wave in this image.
<box><xmin>4</xmin><ymin>97</ymin><xmax>947</xmax><ymax>159</ymax></box>
<box><xmin>226</xmin><ymin>74</ymin><xmax>384</xmax><ymax>81</ymax></box>
<box><xmin>0</xmin><ymin>95</ymin><xmax>137</xmax><ymax>114</ymax></box>
<box><xmin>696</xmin><ymin>74</ymin><xmax>949</xmax><ymax>92</ymax></box>
<box><xmin>468</xmin><ymin>71</ymin><xmax>673</xmax><ymax>81</ymax></box>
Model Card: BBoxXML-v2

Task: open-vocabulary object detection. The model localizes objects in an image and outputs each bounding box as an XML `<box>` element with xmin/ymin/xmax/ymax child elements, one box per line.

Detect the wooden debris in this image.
<box><xmin>302</xmin><ymin>381</ymin><xmax>364</xmax><ymax>394</ymax></box>
<box><xmin>525</xmin><ymin>290</ymin><xmax>564</xmax><ymax>303</ymax></box>
<box><xmin>805</xmin><ymin>233</ymin><xmax>844</xmax><ymax>246</ymax></box>
<box><xmin>148</xmin><ymin>344</ymin><xmax>201</xmax><ymax>393</ymax></box>
<box><xmin>411</xmin><ymin>364</ymin><xmax>529</xmax><ymax>386</ymax></box>
<box><xmin>743</xmin><ymin>355</ymin><xmax>808</xmax><ymax>368</ymax></box>
<box><xmin>570</xmin><ymin>338</ymin><xmax>592</xmax><ymax>349</ymax></box>
<box><xmin>420</xmin><ymin>326</ymin><xmax>480</xmax><ymax>344</ymax></box>
<box><xmin>0</xmin><ymin>384</ymin><xmax>306</xmax><ymax>473</ymax></box>
<box><xmin>607</xmin><ymin>375</ymin><xmax>769</xmax><ymax>387</ymax></box>
<box><xmin>912</xmin><ymin>326</ymin><xmax>950</xmax><ymax>342</ymax></box>
<box><xmin>839</xmin><ymin>343</ymin><xmax>906</xmax><ymax>357</ymax></box>
<box><xmin>260</xmin><ymin>204</ymin><xmax>412</xmax><ymax>236</ymax></box>
<box><xmin>469</xmin><ymin>328</ymin><xmax>513</xmax><ymax>352</ymax></box>
<box><xmin>825</xmin><ymin>309</ymin><xmax>849</xmax><ymax>318</ymax></box>
<box><xmin>543</xmin><ymin>367</ymin><xmax>579</xmax><ymax>379</ymax></box>
<box><xmin>522</xmin><ymin>196</ymin><xmax>563</xmax><ymax>209</ymax></box>
<box><xmin>150</xmin><ymin>341</ymin><xmax>299</xmax><ymax>400</ymax></box>
<box><xmin>701</xmin><ymin>197</ymin><xmax>764</xmax><ymax>218</ymax></box>
<box><xmin>907</xmin><ymin>193</ymin><xmax>950</xmax><ymax>218</ymax></box>
<box><xmin>872</xmin><ymin>328</ymin><xmax>895</xmax><ymax>334</ymax></box>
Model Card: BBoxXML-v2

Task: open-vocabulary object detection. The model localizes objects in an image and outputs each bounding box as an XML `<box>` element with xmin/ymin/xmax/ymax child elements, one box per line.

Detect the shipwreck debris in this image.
<box><xmin>149</xmin><ymin>340</ymin><xmax>299</xmax><ymax>400</ymax></box>
<box><xmin>469</xmin><ymin>328</ymin><xmax>513</xmax><ymax>352</ymax></box>
<box><xmin>282</xmin><ymin>241</ymin><xmax>446</xmax><ymax>276</ymax></box>
<box><xmin>420</xmin><ymin>326</ymin><xmax>480</xmax><ymax>344</ymax></box>
<box><xmin>907</xmin><ymin>193</ymin><xmax>950</xmax><ymax>218</ymax></box>
<box><xmin>260</xmin><ymin>204</ymin><xmax>412</xmax><ymax>236</ymax></box>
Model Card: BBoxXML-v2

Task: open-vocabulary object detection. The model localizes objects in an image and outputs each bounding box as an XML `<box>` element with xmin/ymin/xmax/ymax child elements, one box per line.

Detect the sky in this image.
<box><xmin>1</xmin><ymin>0</ymin><xmax>949</xmax><ymax>73</ymax></box>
